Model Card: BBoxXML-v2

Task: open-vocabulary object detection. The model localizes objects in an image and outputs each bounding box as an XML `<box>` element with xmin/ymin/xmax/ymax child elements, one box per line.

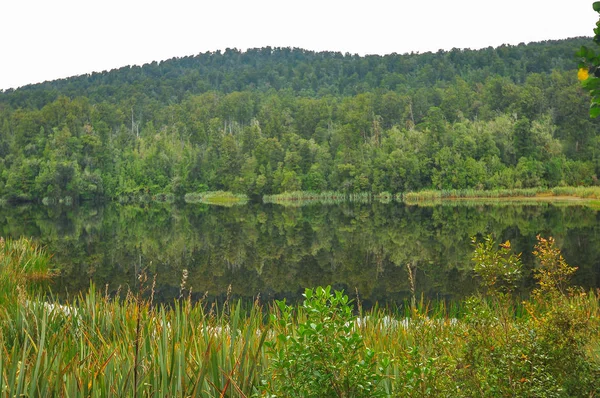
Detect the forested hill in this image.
<box><xmin>0</xmin><ymin>38</ymin><xmax>590</xmax><ymax>108</ymax></box>
<box><xmin>0</xmin><ymin>37</ymin><xmax>598</xmax><ymax>202</ymax></box>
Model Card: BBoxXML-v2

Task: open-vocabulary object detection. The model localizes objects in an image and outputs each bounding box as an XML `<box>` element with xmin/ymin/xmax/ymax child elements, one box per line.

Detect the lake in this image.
<box><xmin>1</xmin><ymin>201</ymin><xmax>599</xmax><ymax>306</ymax></box>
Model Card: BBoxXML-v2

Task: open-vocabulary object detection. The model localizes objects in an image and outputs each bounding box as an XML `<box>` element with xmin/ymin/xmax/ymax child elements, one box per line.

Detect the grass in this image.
<box><xmin>403</xmin><ymin>188</ymin><xmax>543</xmax><ymax>202</ymax></box>
<box><xmin>265</xmin><ymin>187</ymin><xmax>600</xmax><ymax>207</ymax></box>
<box><xmin>402</xmin><ymin>198</ymin><xmax>588</xmax><ymax>208</ymax></box>
<box><xmin>1</xmin><ymin>238</ymin><xmax>599</xmax><ymax>396</ymax></box>
<box><xmin>550</xmin><ymin>186</ymin><xmax>600</xmax><ymax>199</ymax></box>
<box><xmin>184</xmin><ymin>191</ymin><xmax>248</xmax><ymax>206</ymax></box>
<box><xmin>263</xmin><ymin>191</ymin><xmax>392</xmax><ymax>206</ymax></box>
<box><xmin>116</xmin><ymin>193</ymin><xmax>176</xmax><ymax>204</ymax></box>
<box><xmin>0</xmin><ymin>237</ymin><xmax>54</xmax><ymax>306</ymax></box>
<box><xmin>402</xmin><ymin>187</ymin><xmax>600</xmax><ymax>205</ymax></box>
<box><xmin>1</xmin><ymin>286</ymin><xmax>598</xmax><ymax>396</ymax></box>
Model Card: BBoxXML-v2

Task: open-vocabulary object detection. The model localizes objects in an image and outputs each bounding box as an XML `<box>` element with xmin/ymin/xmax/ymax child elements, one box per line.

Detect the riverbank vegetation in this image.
<box><xmin>262</xmin><ymin>187</ymin><xmax>600</xmax><ymax>206</ymax></box>
<box><xmin>1</xmin><ymin>236</ymin><xmax>598</xmax><ymax>396</ymax></box>
<box><xmin>1</xmin><ymin>38</ymin><xmax>599</xmax><ymax>203</ymax></box>
<box><xmin>263</xmin><ymin>191</ymin><xmax>390</xmax><ymax>206</ymax></box>
<box><xmin>0</xmin><ymin>237</ymin><xmax>54</xmax><ymax>305</ymax></box>
<box><xmin>402</xmin><ymin>186</ymin><xmax>600</xmax><ymax>203</ymax></box>
<box><xmin>183</xmin><ymin>191</ymin><xmax>249</xmax><ymax>206</ymax></box>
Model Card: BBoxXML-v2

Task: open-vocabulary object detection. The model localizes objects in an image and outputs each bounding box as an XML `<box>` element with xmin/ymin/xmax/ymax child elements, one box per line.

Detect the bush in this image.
<box><xmin>262</xmin><ymin>286</ymin><xmax>388</xmax><ymax>398</ymax></box>
<box><xmin>465</xmin><ymin>235</ymin><xmax>600</xmax><ymax>397</ymax></box>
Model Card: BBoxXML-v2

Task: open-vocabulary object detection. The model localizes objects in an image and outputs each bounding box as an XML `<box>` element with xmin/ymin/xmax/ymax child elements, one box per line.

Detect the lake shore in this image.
<box><xmin>2</xmin><ymin>237</ymin><xmax>599</xmax><ymax>396</ymax></box>
<box><xmin>402</xmin><ymin>186</ymin><xmax>600</xmax><ymax>203</ymax></box>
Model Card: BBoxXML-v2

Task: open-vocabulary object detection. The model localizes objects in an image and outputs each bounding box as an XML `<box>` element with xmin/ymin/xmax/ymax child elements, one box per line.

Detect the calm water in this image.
<box><xmin>1</xmin><ymin>202</ymin><xmax>599</xmax><ymax>306</ymax></box>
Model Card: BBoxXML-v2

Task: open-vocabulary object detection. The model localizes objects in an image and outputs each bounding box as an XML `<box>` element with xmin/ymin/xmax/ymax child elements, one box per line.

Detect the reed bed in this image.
<box><xmin>404</xmin><ymin>198</ymin><xmax>581</xmax><ymax>208</ymax></box>
<box><xmin>117</xmin><ymin>193</ymin><xmax>176</xmax><ymax>204</ymax></box>
<box><xmin>263</xmin><ymin>191</ymin><xmax>354</xmax><ymax>206</ymax></box>
<box><xmin>0</xmin><ymin>237</ymin><xmax>54</xmax><ymax>306</ymax></box>
<box><xmin>263</xmin><ymin>191</ymin><xmax>393</xmax><ymax>207</ymax></box>
<box><xmin>184</xmin><ymin>191</ymin><xmax>248</xmax><ymax>206</ymax></box>
<box><xmin>401</xmin><ymin>187</ymin><xmax>600</xmax><ymax>205</ymax></box>
<box><xmin>1</xmin><ymin>286</ymin><xmax>598</xmax><ymax>397</ymax></box>
<box><xmin>2</xmin><ymin>238</ymin><xmax>599</xmax><ymax>396</ymax></box>
<box><xmin>403</xmin><ymin>188</ymin><xmax>545</xmax><ymax>202</ymax></box>
<box><xmin>551</xmin><ymin>186</ymin><xmax>600</xmax><ymax>199</ymax></box>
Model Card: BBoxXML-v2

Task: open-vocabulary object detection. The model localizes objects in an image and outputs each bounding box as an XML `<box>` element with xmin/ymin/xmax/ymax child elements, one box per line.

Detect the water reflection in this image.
<box><xmin>0</xmin><ymin>202</ymin><xmax>598</xmax><ymax>306</ymax></box>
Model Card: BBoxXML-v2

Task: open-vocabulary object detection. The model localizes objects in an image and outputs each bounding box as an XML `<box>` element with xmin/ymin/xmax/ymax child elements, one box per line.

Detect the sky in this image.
<box><xmin>0</xmin><ymin>0</ymin><xmax>597</xmax><ymax>90</ymax></box>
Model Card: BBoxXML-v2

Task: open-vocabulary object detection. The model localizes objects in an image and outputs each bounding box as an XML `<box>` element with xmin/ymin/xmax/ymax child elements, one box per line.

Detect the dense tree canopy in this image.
<box><xmin>0</xmin><ymin>37</ymin><xmax>598</xmax><ymax>202</ymax></box>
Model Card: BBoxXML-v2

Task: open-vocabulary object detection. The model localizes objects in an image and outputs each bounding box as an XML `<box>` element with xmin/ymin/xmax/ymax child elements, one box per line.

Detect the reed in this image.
<box><xmin>402</xmin><ymin>189</ymin><xmax>442</xmax><ymax>202</ymax></box>
<box><xmin>0</xmin><ymin>237</ymin><xmax>54</xmax><ymax>306</ymax></box>
<box><xmin>263</xmin><ymin>191</ymin><xmax>379</xmax><ymax>206</ymax></box>
<box><xmin>116</xmin><ymin>193</ymin><xmax>177</xmax><ymax>204</ymax></box>
<box><xmin>403</xmin><ymin>186</ymin><xmax>600</xmax><ymax>204</ymax></box>
<box><xmin>1</xmin><ymin>239</ymin><xmax>599</xmax><ymax>396</ymax></box>
<box><xmin>551</xmin><ymin>186</ymin><xmax>600</xmax><ymax>199</ymax></box>
<box><xmin>1</xmin><ymin>284</ymin><xmax>597</xmax><ymax>396</ymax></box>
<box><xmin>184</xmin><ymin>191</ymin><xmax>248</xmax><ymax>206</ymax></box>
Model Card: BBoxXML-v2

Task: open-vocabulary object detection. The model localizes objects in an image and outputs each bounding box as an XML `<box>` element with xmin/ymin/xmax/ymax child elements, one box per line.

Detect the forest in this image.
<box><xmin>2</xmin><ymin>35</ymin><xmax>600</xmax><ymax>396</ymax></box>
<box><xmin>0</xmin><ymin>37</ymin><xmax>598</xmax><ymax>202</ymax></box>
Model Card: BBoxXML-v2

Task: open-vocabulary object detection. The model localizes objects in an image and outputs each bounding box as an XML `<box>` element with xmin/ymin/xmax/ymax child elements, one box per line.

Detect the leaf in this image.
<box><xmin>577</xmin><ymin>46</ymin><xmax>590</xmax><ymax>58</ymax></box>
<box><xmin>590</xmin><ymin>104</ymin><xmax>600</xmax><ymax>118</ymax></box>
<box><xmin>304</xmin><ymin>288</ymin><xmax>312</xmax><ymax>300</ymax></box>
<box><xmin>594</xmin><ymin>1</ymin><xmax>600</xmax><ymax>12</ymax></box>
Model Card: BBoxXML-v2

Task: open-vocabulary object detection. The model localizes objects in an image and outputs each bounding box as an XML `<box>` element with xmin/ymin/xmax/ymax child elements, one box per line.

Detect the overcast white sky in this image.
<box><xmin>0</xmin><ymin>0</ymin><xmax>597</xmax><ymax>90</ymax></box>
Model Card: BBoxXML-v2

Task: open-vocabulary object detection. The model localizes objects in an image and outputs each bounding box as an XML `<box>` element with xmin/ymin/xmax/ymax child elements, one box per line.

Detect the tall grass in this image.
<box><xmin>1</xmin><ymin>238</ymin><xmax>599</xmax><ymax>396</ymax></box>
<box><xmin>263</xmin><ymin>191</ymin><xmax>355</xmax><ymax>206</ymax></box>
<box><xmin>1</xmin><ymin>285</ymin><xmax>598</xmax><ymax>396</ymax></box>
<box><xmin>402</xmin><ymin>187</ymin><xmax>600</xmax><ymax>205</ymax></box>
<box><xmin>551</xmin><ymin>186</ymin><xmax>600</xmax><ymax>199</ymax></box>
<box><xmin>184</xmin><ymin>191</ymin><xmax>248</xmax><ymax>206</ymax></box>
<box><xmin>1</xmin><ymin>284</ymin><xmax>270</xmax><ymax>397</ymax></box>
<box><xmin>403</xmin><ymin>188</ymin><xmax>544</xmax><ymax>202</ymax></box>
<box><xmin>116</xmin><ymin>193</ymin><xmax>176</xmax><ymax>204</ymax></box>
<box><xmin>263</xmin><ymin>191</ymin><xmax>393</xmax><ymax>206</ymax></box>
<box><xmin>0</xmin><ymin>237</ymin><xmax>54</xmax><ymax>306</ymax></box>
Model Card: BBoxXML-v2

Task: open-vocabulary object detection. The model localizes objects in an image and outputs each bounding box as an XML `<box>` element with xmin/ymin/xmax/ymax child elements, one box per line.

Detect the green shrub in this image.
<box><xmin>464</xmin><ymin>235</ymin><xmax>600</xmax><ymax>397</ymax></box>
<box><xmin>262</xmin><ymin>286</ymin><xmax>388</xmax><ymax>398</ymax></box>
<box><xmin>471</xmin><ymin>235</ymin><xmax>522</xmax><ymax>296</ymax></box>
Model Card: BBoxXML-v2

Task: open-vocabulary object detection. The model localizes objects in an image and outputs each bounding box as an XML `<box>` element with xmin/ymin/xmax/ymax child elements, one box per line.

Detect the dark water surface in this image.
<box><xmin>1</xmin><ymin>202</ymin><xmax>599</xmax><ymax>306</ymax></box>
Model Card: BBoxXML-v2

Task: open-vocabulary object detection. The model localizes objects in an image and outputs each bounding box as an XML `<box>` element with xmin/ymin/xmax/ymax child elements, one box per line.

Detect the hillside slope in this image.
<box><xmin>0</xmin><ymin>38</ymin><xmax>597</xmax><ymax>201</ymax></box>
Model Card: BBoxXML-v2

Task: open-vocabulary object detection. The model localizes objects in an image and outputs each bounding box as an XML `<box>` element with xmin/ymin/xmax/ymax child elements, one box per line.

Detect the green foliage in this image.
<box><xmin>402</xmin><ymin>187</ymin><xmax>600</xmax><ymax>205</ymax></box>
<box><xmin>471</xmin><ymin>235</ymin><xmax>522</xmax><ymax>294</ymax></box>
<box><xmin>263</xmin><ymin>190</ymin><xmax>376</xmax><ymax>206</ymax></box>
<box><xmin>0</xmin><ymin>237</ymin><xmax>53</xmax><ymax>305</ymax></box>
<box><xmin>532</xmin><ymin>235</ymin><xmax>577</xmax><ymax>296</ymax></box>
<box><xmin>465</xmin><ymin>235</ymin><xmax>600</xmax><ymax>397</ymax></box>
<box><xmin>0</xmin><ymin>232</ymin><xmax>598</xmax><ymax>397</ymax></box>
<box><xmin>183</xmin><ymin>190</ymin><xmax>248</xmax><ymax>206</ymax></box>
<box><xmin>0</xmin><ymin>278</ymin><xmax>596</xmax><ymax>396</ymax></box>
<box><xmin>0</xmin><ymin>39</ymin><xmax>599</xmax><ymax>203</ymax></box>
<box><xmin>263</xmin><ymin>286</ymin><xmax>387</xmax><ymax>398</ymax></box>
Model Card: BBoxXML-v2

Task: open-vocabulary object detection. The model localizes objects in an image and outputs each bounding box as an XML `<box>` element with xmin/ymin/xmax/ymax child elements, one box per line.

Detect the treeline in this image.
<box><xmin>0</xmin><ymin>38</ymin><xmax>599</xmax><ymax>202</ymax></box>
